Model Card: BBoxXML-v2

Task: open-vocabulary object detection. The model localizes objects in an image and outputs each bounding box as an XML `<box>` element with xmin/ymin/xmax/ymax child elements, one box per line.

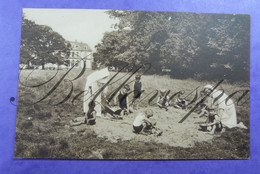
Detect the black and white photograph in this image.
<box><xmin>15</xmin><ymin>8</ymin><xmax>250</xmax><ymax>159</ymax></box>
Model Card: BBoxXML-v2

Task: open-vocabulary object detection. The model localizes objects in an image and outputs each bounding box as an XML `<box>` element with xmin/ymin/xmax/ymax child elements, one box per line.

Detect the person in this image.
<box><xmin>199</xmin><ymin>107</ymin><xmax>223</xmax><ymax>134</ymax></box>
<box><xmin>114</xmin><ymin>84</ymin><xmax>132</xmax><ymax>115</ymax></box>
<box><xmin>174</xmin><ymin>91</ymin><xmax>188</xmax><ymax>109</ymax></box>
<box><xmin>156</xmin><ymin>89</ymin><xmax>170</xmax><ymax>111</ymax></box>
<box><xmin>201</xmin><ymin>85</ymin><xmax>238</xmax><ymax>128</ymax></box>
<box><xmin>70</xmin><ymin>101</ymin><xmax>96</xmax><ymax>126</ymax></box>
<box><xmin>194</xmin><ymin>103</ymin><xmax>209</xmax><ymax>118</ymax></box>
<box><xmin>83</xmin><ymin>68</ymin><xmax>110</xmax><ymax>117</ymax></box>
<box><xmin>86</xmin><ymin>101</ymin><xmax>96</xmax><ymax>125</ymax></box>
<box><xmin>132</xmin><ymin>74</ymin><xmax>142</xmax><ymax>110</ymax></box>
<box><xmin>103</xmin><ymin>105</ymin><xmax>124</xmax><ymax>120</ymax></box>
<box><xmin>133</xmin><ymin>109</ymin><xmax>161</xmax><ymax>135</ymax></box>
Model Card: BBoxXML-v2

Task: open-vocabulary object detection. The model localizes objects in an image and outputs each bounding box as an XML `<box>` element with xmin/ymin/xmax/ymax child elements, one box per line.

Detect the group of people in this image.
<box><xmin>69</xmin><ymin>69</ymin><xmax>162</xmax><ymax>136</ymax></box>
<box><xmin>131</xmin><ymin>83</ymin><xmax>245</xmax><ymax>136</ymax></box>
<box><xmin>69</xmin><ymin>67</ymin><xmax>246</xmax><ymax>137</ymax></box>
<box><xmin>196</xmin><ymin>85</ymin><xmax>247</xmax><ymax>134</ymax></box>
<box><xmin>156</xmin><ymin>89</ymin><xmax>189</xmax><ymax>111</ymax></box>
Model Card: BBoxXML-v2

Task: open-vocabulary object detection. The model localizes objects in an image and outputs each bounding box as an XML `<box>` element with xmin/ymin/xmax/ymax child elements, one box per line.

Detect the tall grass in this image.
<box><xmin>15</xmin><ymin>69</ymin><xmax>250</xmax><ymax>159</ymax></box>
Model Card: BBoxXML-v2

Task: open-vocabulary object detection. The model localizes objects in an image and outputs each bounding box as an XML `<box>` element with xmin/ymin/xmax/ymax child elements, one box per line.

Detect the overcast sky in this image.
<box><xmin>23</xmin><ymin>8</ymin><xmax>118</xmax><ymax>51</ymax></box>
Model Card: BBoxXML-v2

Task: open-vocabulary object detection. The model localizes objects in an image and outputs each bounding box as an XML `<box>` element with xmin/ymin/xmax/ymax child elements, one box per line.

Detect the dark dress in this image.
<box><xmin>133</xmin><ymin>81</ymin><xmax>142</xmax><ymax>99</ymax></box>
<box><xmin>118</xmin><ymin>91</ymin><xmax>128</xmax><ymax>110</ymax></box>
<box><xmin>87</xmin><ymin>111</ymin><xmax>96</xmax><ymax>125</ymax></box>
<box><xmin>208</xmin><ymin>114</ymin><xmax>222</xmax><ymax>132</ymax></box>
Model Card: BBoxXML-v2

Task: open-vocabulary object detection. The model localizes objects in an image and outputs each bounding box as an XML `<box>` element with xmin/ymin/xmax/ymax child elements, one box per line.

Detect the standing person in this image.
<box><xmin>115</xmin><ymin>84</ymin><xmax>132</xmax><ymax>115</ymax></box>
<box><xmin>83</xmin><ymin>68</ymin><xmax>110</xmax><ymax>117</ymax></box>
<box><xmin>132</xmin><ymin>74</ymin><xmax>142</xmax><ymax>110</ymax></box>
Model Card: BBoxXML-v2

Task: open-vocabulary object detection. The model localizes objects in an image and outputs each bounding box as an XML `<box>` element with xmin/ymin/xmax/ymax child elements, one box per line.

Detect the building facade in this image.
<box><xmin>67</xmin><ymin>41</ymin><xmax>93</xmax><ymax>69</ymax></box>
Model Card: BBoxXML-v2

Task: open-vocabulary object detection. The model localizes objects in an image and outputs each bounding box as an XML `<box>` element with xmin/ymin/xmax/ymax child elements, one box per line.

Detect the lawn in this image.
<box><xmin>14</xmin><ymin>68</ymin><xmax>250</xmax><ymax>159</ymax></box>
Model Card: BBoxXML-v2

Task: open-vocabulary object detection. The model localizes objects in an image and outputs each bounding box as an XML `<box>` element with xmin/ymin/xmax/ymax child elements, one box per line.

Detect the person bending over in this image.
<box><xmin>200</xmin><ymin>107</ymin><xmax>223</xmax><ymax>135</ymax></box>
<box><xmin>133</xmin><ymin>109</ymin><xmax>162</xmax><ymax>136</ymax></box>
<box><xmin>115</xmin><ymin>84</ymin><xmax>133</xmax><ymax>116</ymax></box>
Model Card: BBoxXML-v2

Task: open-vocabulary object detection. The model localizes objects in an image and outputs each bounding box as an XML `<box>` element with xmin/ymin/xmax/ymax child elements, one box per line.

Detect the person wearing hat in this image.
<box><xmin>156</xmin><ymin>89</ymin><xmax>170</xmax><ymax>111</ymax></box>
<box><xmin>114</xmin><ymin>84</ymin><xmax>132</xmax><ymax>115</ymax></box>
<box><xmin>133</xmin><ymin>109</ymin><xmax>157</xmax><ymax>134</ymax></box>
<box><xmin>132</xmin><ymin>74</ymin><xmax>143</xmax><ymax>110</ymax></box>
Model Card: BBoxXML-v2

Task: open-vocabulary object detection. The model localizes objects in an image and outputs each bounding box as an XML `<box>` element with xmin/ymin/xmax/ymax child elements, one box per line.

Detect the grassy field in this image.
<box><xmin>14</xmin><ymin>68</ymin><xmax>250</xmax><ymax>159</ymax></box>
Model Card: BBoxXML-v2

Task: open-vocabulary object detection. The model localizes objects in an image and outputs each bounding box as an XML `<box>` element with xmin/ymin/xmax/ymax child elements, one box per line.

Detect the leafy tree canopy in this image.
<box><xmin>20</xmin><ymin>14</ymin><xmax>71</xmax><ymax>69</ymax></box>
<box><xmin>94</xmin><ymin>11</ymin><xmax>250</xmax><ymax>81</ymax></box>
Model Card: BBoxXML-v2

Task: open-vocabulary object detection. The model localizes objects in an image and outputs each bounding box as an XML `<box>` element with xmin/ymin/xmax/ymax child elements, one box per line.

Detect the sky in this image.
<box><xmin>23</xmin><ymin>8</ymin><xmax>119</xmax><ymax>51</ymax></box>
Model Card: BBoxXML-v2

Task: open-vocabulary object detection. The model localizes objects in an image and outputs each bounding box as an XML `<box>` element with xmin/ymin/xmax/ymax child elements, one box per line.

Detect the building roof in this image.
<box><xmin>68</xmin><ymin>41</ymin><xmax>92</xmax><ymax>52</ymax></box>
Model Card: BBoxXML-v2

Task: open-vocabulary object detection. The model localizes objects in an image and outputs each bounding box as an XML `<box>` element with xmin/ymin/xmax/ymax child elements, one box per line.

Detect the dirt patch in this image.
<box><xmin>89</xmin><ymin>107</ymin><xmax>213</xmax><ymax>148</ymax></box>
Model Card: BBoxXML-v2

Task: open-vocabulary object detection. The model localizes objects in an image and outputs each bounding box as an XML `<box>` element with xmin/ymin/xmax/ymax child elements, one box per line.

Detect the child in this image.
<box><xmin>133</xmin><ymin>109</ymin><xmax>162</xmax><ymax>136</ymax></box>
<box><xmin>132</xmin><ymin>74</ymin><xmax>142</xmax><ymax>110</ymax></box>
<box><xmin>69</xmin><ymin>100</ymin><xmax>96</xmax><ymax>126</ymax></box>
<box><xmin>103</xmin><ymin>105</ymin><xmax>123</xmax><ymax>120</ymax></box>
<box><xmin>86</xmin><ymin>101</ymin><xmax>96</xmax><ymax>125</ymax></box>
<box><xmin>200</xmin><ymin>107</ymin><xmax>223</xmax><ymax>134</ymax></box>
<box><xmin>193</xmin><ymin>103</ymin><xmax>209</xmax><ymax>118</ymax></box>
<box><xmin>174</xmin><ymin>91</ymin><xmax>188</xmax><ymax>109</ymax></box>
<box><xmin>156</xmin><ymin>89</ymin><xmax>170</xmax><ymax>111</ymax></box>
<box><xmin>115</xmin><ymin>84</ymin><xmax>132</xmax><ymax>115</ymax></box>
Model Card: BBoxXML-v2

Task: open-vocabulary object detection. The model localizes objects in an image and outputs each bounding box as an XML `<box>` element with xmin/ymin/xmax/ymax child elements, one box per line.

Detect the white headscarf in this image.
<box><xmin>85</xmin><ymin>68</ymin><xmax>110</xmax><ymax>87</ymax></box>
<box><xmin>203</xmin><ymin>84</ymin><xmax>214</xmax><ymax>91</ymax></box>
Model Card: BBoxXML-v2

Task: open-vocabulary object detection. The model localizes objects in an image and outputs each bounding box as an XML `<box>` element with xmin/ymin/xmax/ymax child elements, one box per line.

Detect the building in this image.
<box><xmin>20</xmin><ymin>41</ymin><xmax>93</xmax><ymax>70</ymax></box>
<box><xmin>67</xmin><ymin>41</ymin><xmax>93</xmax><ymax>69</ymax></box>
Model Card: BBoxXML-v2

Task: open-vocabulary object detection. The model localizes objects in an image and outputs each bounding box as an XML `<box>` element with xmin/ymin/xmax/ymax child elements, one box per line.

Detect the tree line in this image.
<box><xmin>94</xmin><ymin>11</ymin><xmax>250</xmax><ymax>82</ymax></box>
<box><xmin>20</xmin><ymin>14</ymin><xmax>71</xmax><ymax>69</ymax></box>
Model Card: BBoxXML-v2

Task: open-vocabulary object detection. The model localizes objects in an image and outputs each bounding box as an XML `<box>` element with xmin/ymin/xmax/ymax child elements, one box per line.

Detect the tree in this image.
<box><xmin>20</xmin><ymin>14</ymin><xmax>71</xmax><ymax>69</ymax></box>
<box><xmin>94</xmin><ymin>10</ymin><xmax>250</xmax><ymax>81</ymax></box>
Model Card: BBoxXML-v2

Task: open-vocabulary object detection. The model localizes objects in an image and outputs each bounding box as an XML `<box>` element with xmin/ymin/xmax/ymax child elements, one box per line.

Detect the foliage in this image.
<box><xmin>20</xmin><ymin>14</ymin><xmax>71</xmax><ymax>69</ymax></box>
<box><xmin>94</xmin><ymin>11</ymin><xmax>250</xmax><ymax>81</ymax></box>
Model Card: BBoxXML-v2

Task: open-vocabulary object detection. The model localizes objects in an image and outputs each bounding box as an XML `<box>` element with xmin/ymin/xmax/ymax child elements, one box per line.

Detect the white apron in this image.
<box><xmin>211</xmin><ymin>90</ymin><xmax>237</xmax><ymax>128</ymax></box>
<box><xmin>83</xmin><ymin>68</ymin><xmax>110</xmax><ymax>117</ymax></box>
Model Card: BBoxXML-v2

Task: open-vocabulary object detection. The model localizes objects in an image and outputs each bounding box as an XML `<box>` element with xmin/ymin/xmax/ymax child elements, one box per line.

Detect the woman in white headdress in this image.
<box><xmin>83</xmin><ymin>68</ymin><xmax>110</xmax><ymax>117</ymax></box>
<box><xmin>202</xmin><ymin>85</ymin><xmax>246</xmax><ymax>129</ymax></box>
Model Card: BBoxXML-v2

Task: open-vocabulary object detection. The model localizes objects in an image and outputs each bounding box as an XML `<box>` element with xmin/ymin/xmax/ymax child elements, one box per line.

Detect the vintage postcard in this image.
<box><xmin>15</xmin><ymin>9</ymin><xmax>250</xmax><ymax>159</ymax></box>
